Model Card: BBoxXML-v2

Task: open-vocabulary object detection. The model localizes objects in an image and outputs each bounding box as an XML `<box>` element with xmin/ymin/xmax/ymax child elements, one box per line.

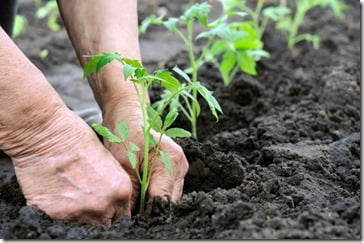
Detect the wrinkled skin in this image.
<box><xmin>0</xmin><ymin>0</ymin><xmax>189</xmax><ymax>226</ymax></box>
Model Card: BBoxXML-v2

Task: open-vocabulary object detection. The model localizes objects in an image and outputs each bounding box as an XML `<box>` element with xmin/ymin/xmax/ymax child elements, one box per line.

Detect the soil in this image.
<box><xmin>0</xmin><ymin>0</ymin><xmax>360</xmax><ymax>240</ymax></box>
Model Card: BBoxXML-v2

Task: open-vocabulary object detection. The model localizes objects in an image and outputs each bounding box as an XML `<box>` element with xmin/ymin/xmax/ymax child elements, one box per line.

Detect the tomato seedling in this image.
<box><xmin>274</xmin><ymin>0</ymin><xmax>346</xmax><ymax>49</ymax></box>
<box><xmin>83</xmin><ymin>52</ymin><xmax>221</xmax><ymax>214</ymax></box>
<box><xmin>141</xmin><ymin>2</ymin><xmax>265</xmax><ymax>136</ymax></box>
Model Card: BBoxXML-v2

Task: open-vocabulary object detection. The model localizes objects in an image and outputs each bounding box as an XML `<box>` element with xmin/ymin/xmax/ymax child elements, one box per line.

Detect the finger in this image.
<box><xmin>147</xmin><ymin>161</ymin><xmax>175</xmax><ymax>200</ymax></box>
<box><xmin>112</xmin><ymin>201</ymin><xmax>132</xmax><ymax>223</ymax></box>
<box><xmin>171</xmin><ymin>177</ymin><xmax>185</xmax><ymax>202</ymax></box>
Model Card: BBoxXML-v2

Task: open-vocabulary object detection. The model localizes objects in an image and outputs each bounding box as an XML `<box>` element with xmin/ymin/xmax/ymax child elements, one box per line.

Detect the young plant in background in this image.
<box><xmin>140</xmin><ymin>2</ymin><xmax>262</xmax><ymax>135</ymax></box>
<box><xmin>83</xmin><ymin>52</ymin><xmax>221</xmax><ymax>213</ymax></box>
<box><xmin>220</xmin><ymin>0</ymin><xmax>290</xmax><ymax>40</ymax></box>
<box><xmin>274</xmin><ymin>0</ymin><xmax>346</xmax><ymax>49</ymax></box>
<box><xmin>13</xmin><ymin>15</ymin><xmax>28</xmax><ymax>38</ymax></box>
<box><xmin>35</xmin><ymin>0</ymin><xmax>61</xmax><ymax>32</ymax></box>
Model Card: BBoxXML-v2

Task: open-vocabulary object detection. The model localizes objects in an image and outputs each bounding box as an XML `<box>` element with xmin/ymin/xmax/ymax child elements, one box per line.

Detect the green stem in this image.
<box><xmin>186</xmin><ymin>20</ymin><xmax>199</xmax><ymax>139</ymax></box>
<box><xmin>288</xmin><ymin>1</ymin><xmax>307</xmax><ymax>49</ymax></box>
<box><xmin>254</xmin><ymin>0</ymin><xmax>264</xmax><ymax>38</ymax></box>
<box><xmin>134</xmin><ymin>82</ymin><xmax>150</xmax><ymax>215</ymax></box>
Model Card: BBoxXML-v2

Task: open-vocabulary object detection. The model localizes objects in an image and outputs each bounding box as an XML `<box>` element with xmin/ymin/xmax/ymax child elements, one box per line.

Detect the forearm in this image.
<box><xmin>57</xmin><ymin>0</ymin><xmax>144</xmax><ymax>113</ymax></box>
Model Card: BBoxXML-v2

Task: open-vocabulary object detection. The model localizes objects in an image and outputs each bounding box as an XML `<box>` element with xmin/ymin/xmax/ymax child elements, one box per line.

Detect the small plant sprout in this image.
<box><xmin>274</xmin><ymin>0</ymin><xmax>346</xmax><ymax>49</ymax></box>
<box><xmin>140</xmin><ymin>2</ymin><xmax>265</xmax><ymax>135</ymax></box>
<box><xmin>35</xmin><ymin>0</ymin><xmax>61</xmax><ymax>32</ymax></box>
<box><xmin>83</xmin><ymin>52</ymin><xmax>221</xmax><ymax>214</ymax></box>
<box><xmin>220</xmin><ymin>0</ymin><xmax>291</xmax><ymax>39</ymax></box>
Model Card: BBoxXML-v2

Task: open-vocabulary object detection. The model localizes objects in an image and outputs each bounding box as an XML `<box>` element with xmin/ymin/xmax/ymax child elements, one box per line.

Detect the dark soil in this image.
<box><xmin>0</xmin><ymin>0</ymin><xmax>361</xmax><ymax>239</ymax></box>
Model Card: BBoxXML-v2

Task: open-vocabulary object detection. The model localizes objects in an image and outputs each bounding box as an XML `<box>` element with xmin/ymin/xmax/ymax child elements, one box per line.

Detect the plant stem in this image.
<box><xmin>135</xmin><ymin>82</ymin><xmax>150</xmax><ymax>215</ymax></box>
<box><xmin>254</xmin><ymin>0</ymin><xmax>264</xmax><ymax>38</ymax></box>
<box><xmin>288</xmin><ymin>1</ymin><xmax>307</xmax><ymax>49</ymax></box>
<box><xmin>186</xmin><ymin>20</ymin><xmax>198</xmax><ymax>139</ymax></box>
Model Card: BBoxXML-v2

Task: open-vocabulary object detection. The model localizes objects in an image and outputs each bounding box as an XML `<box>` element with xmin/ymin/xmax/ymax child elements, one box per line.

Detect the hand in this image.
<box><xmin>102</xmin><ymin>99</ymin><xmax>189</xmax><ymax>210</ymax></box>
<box><xmin>9</xmin><ymin>106</ymin><xmax>133</xmax><ymax>226</ymax></box>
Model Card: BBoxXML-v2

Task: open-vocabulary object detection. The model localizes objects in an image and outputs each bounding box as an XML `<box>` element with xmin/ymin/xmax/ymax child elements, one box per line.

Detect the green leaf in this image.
<box><xmin>220</xmin><ymin>50</ymin><xmax>236</xmax><ymax>85</ymax></box>
<box><xmin>13</xmin><ymin>15</ymin><xmax>27</xmax><ymax>38</ymax></box>
<box><xmin>163</xmin><ymin>108</ymin><xmax>178</xmax><ymax>129</ymax></box>
<box><xmin>83</xmin><ymin>55</ymin><xmax>101</xmax><ymax>78</ymax></box>
<box><xmin>163</xmin><ymin>18</ymin><xmax>179</xmax><ymax>33</ymax></box>
<box><xmin>127</xmin><ymin>152</ymin><xmax>137</xmax><ymax>169</ymax></box>
<box><xmin>196</xmin><ymin>4</ymin><xmax>210</xmax><ymax>27</ymax></box>
<box><xmin>208</xmin><ymin>40</ymin><xmax>227</xmax><ymax>55</ymax></box>
<box><xmin>122</xmin><ymin>58</ymin><xmax>143</xmax><ymax>68</ymax></box>
<box><xmin>149</xmin><ymin>133</ymin><xmax>157</xmax><ymax>147</ymax></box>
<box><xmin>123</xmin><ymin>64</ymin><xmax>136</xmax><ymax>80</ymax></box>
<box><xmin>236</xmin><ymin>50</ymin><xmax>257</xmax><ymax>75</ymax></box>
<box><xmin>172</xmin><ymin>66</ymin><xmax>192</xmax><ymax>83</ymax></box>
<box><xmin>129</xmin><ymin>142</ymin><xmax>140</xmax><ymax>152</ymax></box>
<box><xmin>160</xmin><ymin>151</ymin><xmax>173</xmax><ymax>175</ymax></box>
<box><xmin>96</xmin><ymin>52</ymin><xmax>122</xmax><ymax>73</ymax></box>
<box><xmin>147</xmin><ymin>106</ymin><xmax>163</xmax><ymax>132</ymax></box>
<box><xmin>221</xmin><ymin>0</ymin><xmax>243</xmax><ymax>12</ymax></box>
<box><xmin>182</xmin><ymin>2</ymin><xmax>211</xmax><ymax>27</ymax></box>
<box><xmin>197</xmin><ymin>85</ymin><xmax>223</xmax><ymax>121</ymax></box>
<box><xmin>153</xmin><ymin>70</ymin><xmax>181</xmax><ymax>91</ymax></box>
<box><xmin>165</xmin><ymin>128</ymin><xmax>192</xmax><ymax>138</ymax></box>
<box><xmin>263</xmin><ymin>6</ymin><xmax>291</xmax><ymax>21</ymax></box>
<box><xmin>117</xmin><ymin>121</ymin><xmax>129</xmax><ymax>142</ymax></box>
<box><xmin>91</xmin><ymin>123</ymin><xmax>122</xmax><ymax>144</ymax></box>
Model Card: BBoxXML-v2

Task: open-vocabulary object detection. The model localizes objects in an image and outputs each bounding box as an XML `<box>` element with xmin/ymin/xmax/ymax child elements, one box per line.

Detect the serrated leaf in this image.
<box><xmin>91</xmin><ymin>123</ymin><xmax>122</xmax><ymax>143</ymax></box>
<box><xmin>165</xmin><ymin>128</ymin><xmax>192</xmax><ymax>138</ymax></box>
<box><xmin>182</xmin><ymin>2</ymin><xmax>211</xmax><ymax>27</ymax></box>
<box><xmin>163</xmin><ymin>18</ymin><xmax>179</xmax><ymax>33</ymax></box>
<box><xmin>129</xmin><ymin>142</ymin><xmax>140</xmax><ymax>151</ymax></box>
<box><xmin>197</xmin><ymin>86</ymin><xmax>222</xmax><ymax>121</ymax></box>
<box><xmin>117</xmin><ymin>121</ymin><xmax>129</xmax><ymax>142</ymax></box>
<box><xmin>172</xmin><ymin>66</ymin><xmax>191</xmax><ymax>83</ymax></box>
<box><xmin>163</xmin><ymin>108</ymin><xmax>178</xmax><ymax>129</ymax></box>
<box><xmin>147</xmin><ymin>106</ymin><xmax>162</xmax><ymax>132</ymax></box>
<box><xmin>83</xmin><ymin>56</ymin><xmax>102</xmax><ymax>78</ymax></box>
<box><xmin>96</xmin><ymin>52</ymin><xmax>122</xmax><ymax>73</ymax></box>
<box><xmin>160</xmin><ymin>151</ymin><xmax>173</xmax><ymax>175</ymax></box>
<box><xmin>236</xmin><ymin>50</ymin><xmax>257</xmax><ymax>76</ymax></box>
<box><xmin>123</xmin><ymin>64</ymin><xmax>136</xmax><ymax>80</ymax></box>
<box><xmin>221</xmin><ymin>0</ymin><xmax>243</xmax><ymax>12</ymax></box>
<box><xmin>153</xmin><ymin>70</ymin><xmax>181</xmax><ymax>91</ymax></box>
<box><xmin>127</xmin><ymin>152</ymin><xmax>137</xmax><ymax>169</ymax></box>
<box><xmin>122</xmin><ymin>58</ymin><xmax>143</xmax><ymax>68</ymax></box>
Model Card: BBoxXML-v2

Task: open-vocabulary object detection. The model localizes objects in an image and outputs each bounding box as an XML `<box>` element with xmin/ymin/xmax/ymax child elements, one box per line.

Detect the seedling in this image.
<box><xmin>13</xmin><ymin>15</ymin><xmax>27</xmax><ymax>38</ymax></box>
<box><xmin>141</xmin><ymin>2</ymin><xmax>263</xmax><ymax>136</ymax></box>
<box><xmin>274</xmin><ymin>0</ymin><xmax>346</xmax><ymax>49</ymax></box>
<box><xmin>83</xmin><ymin>52</ymin><xmax>221</xmax><ymax>214</ymax></box>
<box><xmin>35</xmin><ymin>0</ymin><xmax>61</xmax><ymax>32</ymax></box>
<box><xmin>220</xmin><ymin>0</ymin><xmax>290</xmax><ymax>40</ymax></box>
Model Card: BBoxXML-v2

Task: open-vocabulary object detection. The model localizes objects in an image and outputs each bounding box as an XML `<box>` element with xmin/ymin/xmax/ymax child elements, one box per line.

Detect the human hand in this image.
<box><xmin>9</xmin><ymin>106</ymin><xmax>133</xmax><ymax>226</ymax></box>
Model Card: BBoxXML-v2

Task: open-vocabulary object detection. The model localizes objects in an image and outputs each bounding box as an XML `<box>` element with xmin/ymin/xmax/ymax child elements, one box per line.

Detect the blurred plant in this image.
<box><xmin>274</xmin><ymin>0</ymin><xmax>346</xmax><ymax>49</ymax></box>
<box><xmin>35</xmin><ymin>0</ymin><xmax>61</xmax><ymax>32</ymax></box>
<box><xmin>39</xmin><ymin>49</ymin><xmax>49</xmax><ymax>59</ymax></box>
<box><xmin>141</xmin><ymin>2</ymin><xmax>268</xmax><ymax>136</ymax></box>
<box><xmin>84</xmin><ymin>52</ymin><xmax>221</xmax><ymax>213</ymax></box>
<box><xmin>13</xmin><ymin>15</ymin><xmax>28</xmax><ymax>38</ymax></box>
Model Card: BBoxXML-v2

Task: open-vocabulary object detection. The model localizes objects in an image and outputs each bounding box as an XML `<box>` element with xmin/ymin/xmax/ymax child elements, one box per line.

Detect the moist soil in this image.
<box><xmin>0</xmin><ymin>0</ymin><xmax>360</xmax><ymax>239</ymax></box>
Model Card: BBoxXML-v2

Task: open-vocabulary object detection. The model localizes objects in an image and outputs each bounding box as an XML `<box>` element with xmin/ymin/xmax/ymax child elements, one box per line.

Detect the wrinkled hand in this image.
<box><xmin>102</xmin><ymin>100</ymin><xmax>189</xmax><ymax>210</ymax></box>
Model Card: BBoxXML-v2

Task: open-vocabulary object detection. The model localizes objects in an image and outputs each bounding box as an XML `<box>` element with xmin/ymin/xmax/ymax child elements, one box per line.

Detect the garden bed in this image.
<box><xmin>0</xmin><ymin>0</ymin><xmax>360</xmax><ymax>239</ymax></box>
